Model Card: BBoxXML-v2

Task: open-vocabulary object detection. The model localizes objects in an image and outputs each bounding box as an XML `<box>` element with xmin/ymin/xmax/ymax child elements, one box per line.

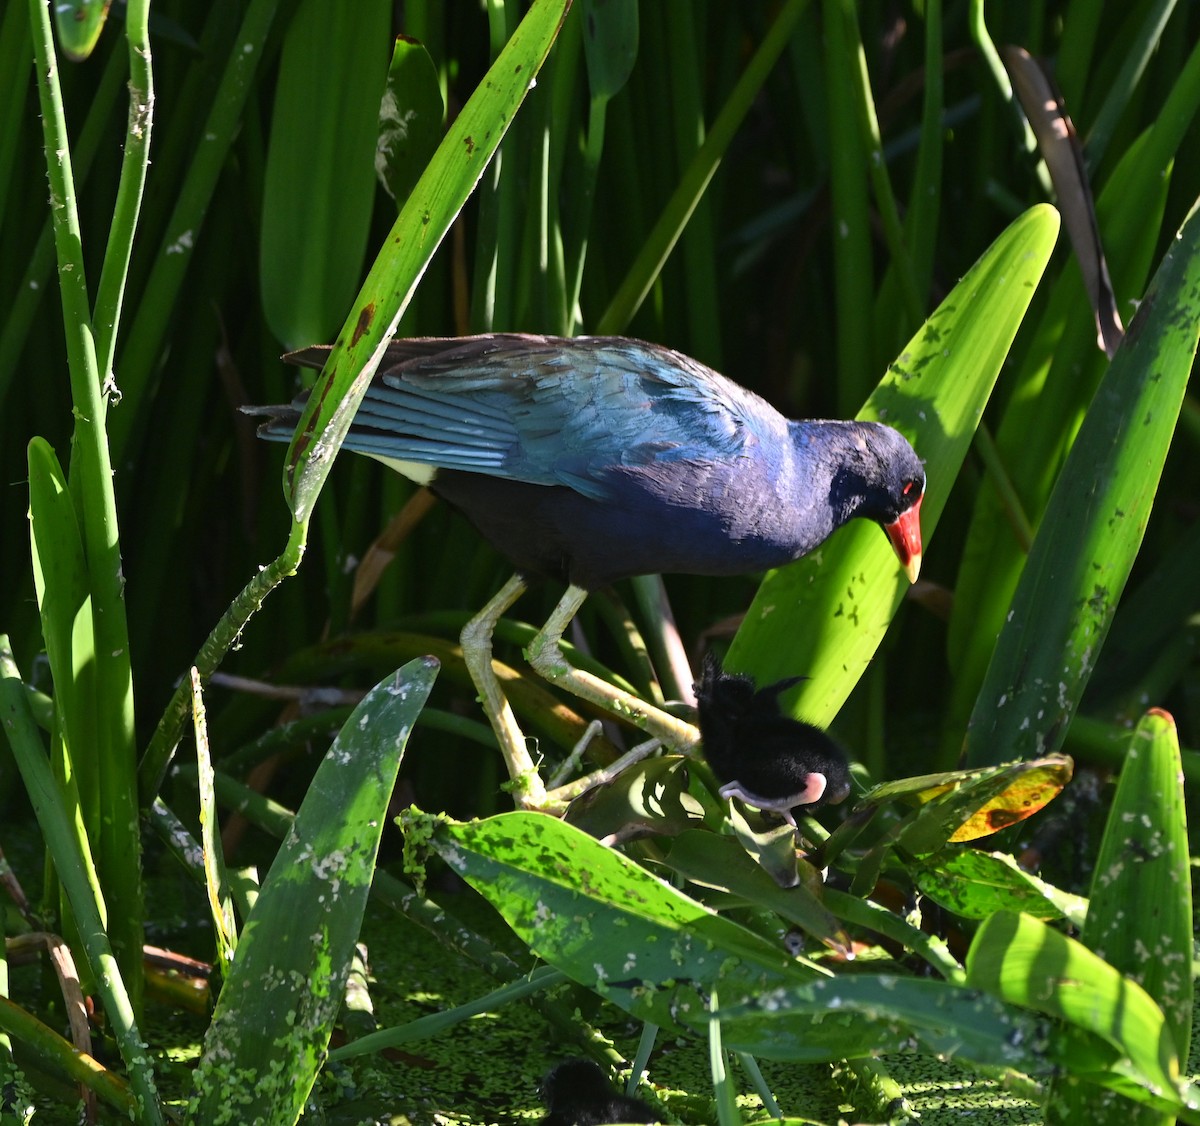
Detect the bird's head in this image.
<box><xmin>836</xmin><ymin>422</ymin><xmax>925</xmax><ymax>583</ymax></box>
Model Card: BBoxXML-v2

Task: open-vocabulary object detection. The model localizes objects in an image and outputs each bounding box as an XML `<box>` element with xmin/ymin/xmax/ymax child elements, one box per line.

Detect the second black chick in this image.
<box><xmin>695</xmin><ymin>653</ymin><xmax>852</xmax><ymax>826</ymax></box>
<box><xmin>540</xmin><ymin>1059</ymin><xmax>659</xmax><ymax>1125</ymax></box>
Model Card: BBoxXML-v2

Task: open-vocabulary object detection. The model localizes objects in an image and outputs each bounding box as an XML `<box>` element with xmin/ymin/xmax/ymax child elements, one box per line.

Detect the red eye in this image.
<box><xmin>902</xmin><ymin>479</ymin><xmax>916</xmax><ymax>497</ymax></box>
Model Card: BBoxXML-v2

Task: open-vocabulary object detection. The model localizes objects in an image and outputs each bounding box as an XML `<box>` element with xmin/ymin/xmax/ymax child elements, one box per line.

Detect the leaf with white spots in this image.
<box><xmin>964</xmin><ymin>197</ymin><xmax>1200</xmax><ymax>766</ymax></box>
<box><xmin>1045</xmin><ymin>708</ymin><xmax>1193</xmax><ymax>1125</ymax></box>
<box><xmin>191</xmin><ymin>656</ymin><xmax>438</xmax><ymax>1124</ymax></box>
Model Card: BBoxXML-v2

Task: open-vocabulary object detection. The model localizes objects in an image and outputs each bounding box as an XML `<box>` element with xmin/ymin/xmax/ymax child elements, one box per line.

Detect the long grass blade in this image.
<box><xmin>26</xmin><ymin>0</ymin><xmax>143</xmax><ymax>1010</ymax></box>
<box><xmin>595</xmin><ymin>0</ymin><xmax>809</xmax><ymax>335</ymax></box>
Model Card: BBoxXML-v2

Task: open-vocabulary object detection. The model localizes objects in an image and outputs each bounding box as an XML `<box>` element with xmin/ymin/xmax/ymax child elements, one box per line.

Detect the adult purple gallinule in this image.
<box><xmin>695</xmin><ymin>653</ymin><xmax>852</xmax><ymax>827</ymax></box>
<box><xmin>250</xmin><ymin>334</ymin><xmax>925</xmax><ymax>809</ymax></box>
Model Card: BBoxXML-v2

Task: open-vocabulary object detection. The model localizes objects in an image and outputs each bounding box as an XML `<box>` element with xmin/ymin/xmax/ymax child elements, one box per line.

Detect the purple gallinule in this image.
<box><xmin>695</xmin><ymin>652</ymin><xmax>852</xmax><ymax>826</ymax></box>
<box><xmin>250</xmin><ymin>334</ymin><xmax>924</xmax><ymax>809</ymax></box>
<box><xmin>539</xmin><ymin>1060</ymin><xmax>659</xmax><ymax>1125</ymax></box>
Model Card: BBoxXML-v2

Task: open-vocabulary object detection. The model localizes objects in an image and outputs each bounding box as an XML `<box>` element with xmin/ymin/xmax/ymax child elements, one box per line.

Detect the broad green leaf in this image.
<box><xmin>423</xmin><ymin>810</ymin><xmax>817</xmax><ymax>1035</ymax></box>
<box><xmin>1048</xmin><ymin>708</ymin><xmax>1192</xmax><ymax>1125</ymax></box>
<box><xmin>663</xmin><ymin>830</ymin><xmax>848</xmax><ymax>952</ymax></box>
<box><xmin>726</xmin><ymin>205</ymin><xmax>1059</xmax><ymax>723</ymax></box>
<box><xmin>285</xmin><ymin>0</ymin><xmax>572</xmax><ymax>521</ymax></box>
<box><xmin>717</xmin><ymin>973</ymin><xmax>1062</xmax><ymax>1071</ymax></box>
<box><xmin>912</xmin><ymin>849</ymin><xmax>1086</xmax><ymax>923</ymax></box>
<box><xmin>964</xmin><ymin>197</ymin><xmax>1200</xmax><ymax>766</ymax></box>
<box><xmin>1080</xmin><ymin>710</ymin><xmax>1192</xmax><ymax>1056</ymax></box>
<box><xmin>376</xmin><ymin>35</ymin><xmax>445</xmax><ymax>207</ymax></box>
<box><xmin>260</xmin><ymin>0</ymin><xmax>391</xmax><ymax>349</ymax></box>
<box><xmin>191</xmin><ymin>657</ymin><xmax>438</xmax><ymax>1125</ymax></box>
<box><xmin>967</xmin><ymin>912</ymin><xmax>1199</xmax><ymax>1119</ymax></box>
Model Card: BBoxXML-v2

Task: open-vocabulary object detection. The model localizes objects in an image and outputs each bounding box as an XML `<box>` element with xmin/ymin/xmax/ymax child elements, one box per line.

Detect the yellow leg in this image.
<box><xmin>525</xmin><ymin>584</ymin><xmax>701</xmax><ymax>752</ymax></box>
<box><xmin>460</xmin><ymin>574</ymin><xmax>548</xmax><ymax>810</ymax></box>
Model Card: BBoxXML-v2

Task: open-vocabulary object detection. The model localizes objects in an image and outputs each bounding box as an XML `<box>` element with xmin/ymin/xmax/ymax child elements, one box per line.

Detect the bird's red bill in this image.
<box><xmin>884</xmin><ymin>494</ymin><xmax>923</xmax><ymax>583</ymax></box>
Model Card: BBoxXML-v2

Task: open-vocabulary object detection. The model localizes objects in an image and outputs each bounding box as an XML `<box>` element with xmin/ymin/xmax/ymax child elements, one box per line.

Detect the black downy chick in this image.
<box><xmin>695</xmin><ymin>653</ymin><xmax>852</xmax><ymax>826</ymax></box>
<box><xmin>540</xmin><ymin>1059</ymin><xmax>659</xmax><ymax>1125</ymax></box>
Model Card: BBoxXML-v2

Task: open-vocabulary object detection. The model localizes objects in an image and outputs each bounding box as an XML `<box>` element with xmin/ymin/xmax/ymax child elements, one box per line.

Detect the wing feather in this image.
<box><xmin>277</xmin><ymin>335</ymin><xmax>788</xmax><ymax>501</ymax></box>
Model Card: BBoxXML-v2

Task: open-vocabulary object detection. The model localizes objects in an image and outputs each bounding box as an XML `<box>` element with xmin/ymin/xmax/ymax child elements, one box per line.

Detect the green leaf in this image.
<box><xmin>717</xmin><ymin>973</ymin><xmax>1060</xmax><ymax>1070</ymax></box>
<box><xmin>912</xmin><ymin>849</ymin><xmax>1086</xmax><ymax>923</ymax></box>
<box><xmin>967</xmin><ymin>912</ymin><xmax>1199</xmax><ymax>1118</ymax></box>
<box><xmin>376</xmin><ymin>35</ymin><xmax>445</xmax><ymax>207</ymax></box>
<box><xmin>1047</xmin><ymin>711</ymin><xmax>1191</xmax><ymax>1126</ymax></box>
<box><xmin>52</xmin><ymin>0</ymin><xmax>111</xmax><ymax>62</ymax></box>
<box><xmin>424</xmin><ymin>810</ymin><xmax>816</xmax><ymax>1034</ymax></box>
<box><xmin>964</xmin><ymin>197</ymin><xmax>1200</xmax><ymax>766</ymax></box>
<box><xmin>1081</xmin><ymin>710</ymin><xmax>1192</xmax><ymax>1056</ymax></box>
<box><xmin>726</xmin><ymin>205</ymin><xmax>1060</xmax><ymax>724</ymax></box>
<box><xmin>663</xmin><ymin>830</ymin><xmax>848</xmax><ymax>952</ymax></box>
<box><xmin>260</xmin><ymin>0</ymin><xmax>392</xmax><ymax>349</ymax></box>
<box><xmin>191</xmin><ymin>657</ymin><xmax>438</xmax><ymax>1125</ymax></box>
<box><xmin>27</xmin><ymin>437</ymin><xmax>97</xmax><ymax>823</ymax></box>
<box><xmin>581</xmin><ymin>0</ymin><xmax>638</xmax><ymax>103</ymax></box>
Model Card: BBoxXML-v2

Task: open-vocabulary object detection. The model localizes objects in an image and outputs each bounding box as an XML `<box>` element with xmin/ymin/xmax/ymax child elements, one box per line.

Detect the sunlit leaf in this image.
<box><xmin>1047</xmin><ymin>707</ymin><xmax>1193</xmax><ymax>1124</ymax></box>
<box><xmin>946</xmin><ymin>759</ymin><xmax>1073</xmax><ymax>843</ymax></box>
<box><xmin>53</xmin><ymin>0</ymin><xmax>111</xmax><ymax>62</ymax></box>
<box><xmin>1080</xmin><ymin>710</ymin><xmax>1192</xmax><ymax>1056</ymax></box>
<box><xmin>727</xmin><ymin>206</ymin><xmax>1059</xmax><ymax>724</ymax></box>
<box><xmin>423</xmin><ymin>810</ymin><xmax>816</xmax><ymax>1035</ymax></box>
<box><xmin>967</xmin><ymin>912</ymin><xmax>1199</xmax><ymax>1118</ymax></box>
<box><xmin>856</xmin><ymin>756</ymin><xmax>1072</xmax><ymax>852</ymax></box>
